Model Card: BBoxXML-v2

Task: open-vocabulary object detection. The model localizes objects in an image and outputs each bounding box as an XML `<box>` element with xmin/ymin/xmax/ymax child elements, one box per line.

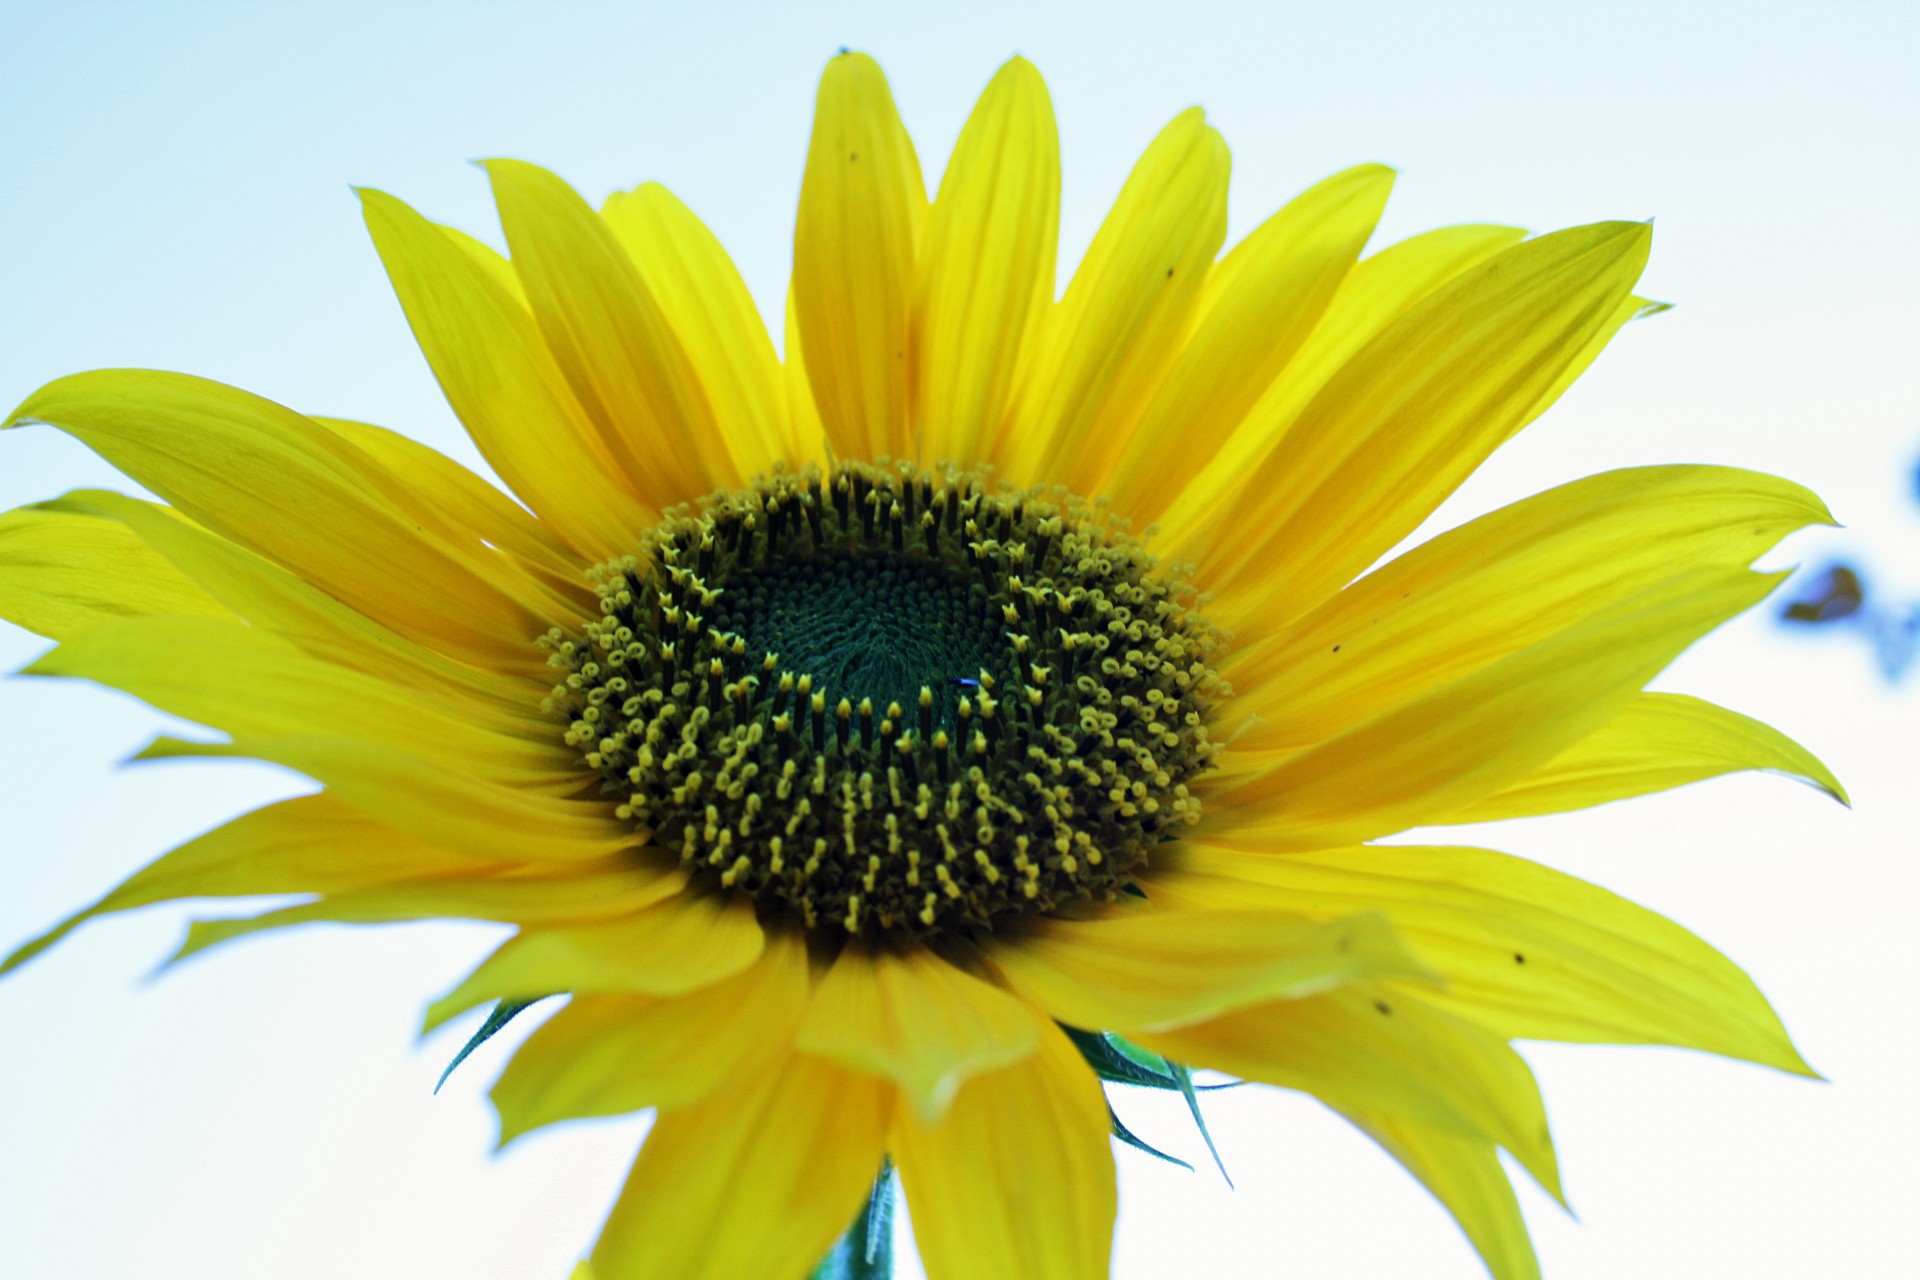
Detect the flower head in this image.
<box><xmin>0</xmin><ymin>50</ymin><xmax>1842</xmax><ymax>1280</ymax></box>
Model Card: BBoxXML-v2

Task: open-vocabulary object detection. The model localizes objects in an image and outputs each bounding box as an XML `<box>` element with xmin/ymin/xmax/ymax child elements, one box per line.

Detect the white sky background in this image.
<box><xmin>0</xmin><ymin>1</ymin><xmax>1914</xmax><ymax>1276</ymax></box>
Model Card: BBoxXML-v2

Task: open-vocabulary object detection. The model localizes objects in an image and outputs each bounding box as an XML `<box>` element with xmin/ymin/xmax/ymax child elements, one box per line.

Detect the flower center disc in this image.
<box><xmin>543</xmin><ymin>461</ymin><xmax>1225</xmax><ymax>937</ymax></box>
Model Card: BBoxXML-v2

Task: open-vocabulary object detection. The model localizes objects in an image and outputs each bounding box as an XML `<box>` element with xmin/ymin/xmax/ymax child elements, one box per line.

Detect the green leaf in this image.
<box><xmin>1107</xmin><ymin>1100</ymin><xmax>1193</xmax><ymax>1172</ymax></box>
<box><xmin>434</xmin><ymin>996</ymin><xmax>545</xmax><ymax>1094</ymax></box>
<box><xmin>1169</xmin><ymin>1060</ymin><xmax>1233</xmax><ymax>1188</ymax></box>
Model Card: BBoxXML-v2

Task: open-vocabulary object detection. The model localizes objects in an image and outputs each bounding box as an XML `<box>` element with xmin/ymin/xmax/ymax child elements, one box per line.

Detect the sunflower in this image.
<box><xmin>0</xmin><ymin>51</ymin><xmax>1842</xmax><ymax>1280</ymax></box>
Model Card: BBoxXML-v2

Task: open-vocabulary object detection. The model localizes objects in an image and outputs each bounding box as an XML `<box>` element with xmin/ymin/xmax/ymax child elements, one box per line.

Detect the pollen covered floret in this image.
<box><xmin>542</xmin><ymin>461</ymin><xmax>1228</xmax><ymax>937</ymax></box>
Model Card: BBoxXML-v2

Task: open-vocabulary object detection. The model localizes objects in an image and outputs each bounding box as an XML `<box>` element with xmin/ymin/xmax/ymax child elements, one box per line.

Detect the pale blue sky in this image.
<box><xmin>1</xmin><ymin>3</ymin><xmax>1915</xmax><ymax>1277</ymax></box>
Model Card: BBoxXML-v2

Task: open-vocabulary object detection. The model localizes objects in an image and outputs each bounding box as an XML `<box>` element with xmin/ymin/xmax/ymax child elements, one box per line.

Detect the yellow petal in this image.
<box><xmin>172</xmin><ymin>859</ymin><xmax>690</xmax><ymax>963</ymax></box>
<box><xmin>783</xmin><ymin>285</ymin><xmax>826</xmax><ymax>452</ymax></box>
<box><xmin>24</xmin><ymin>617</ymin><xmax>561</xmax><ymax>783</ymax></box>
<box><xmin>359</xmin><ymin>186</ymin><xmax>651</xmax><ymax>556</ymax></box>
<box><xmin>313</xmin><ymin>415</ymin><xmax>587</xmax><ymax>588</ymax></box>
<box><xmin>1003</xmin><ymin>107</ymin><xmax>1229</xmax><ymax>489</ymax></box>
<box><xmin>591</xmin><ymin>1049</ymin><xmax>890</xmax><ymax>1280</ymax></box>
<box><xmin>437</xmin><ymin>222</ymin><xmax>527</xmax><ymax>305</ymax></box>
<box><xmin>1154</xmin><ymin>841</ymin><xmax>1815</xmax><ymax>1075</ymax></box>
<box><xmin>5</xmin><ymin>369</ymin><xmax>552</xmax><ymax>670</ymax></box>
<box><xmin>424</xmin><ymin>892</ymin><xmax>764</xmax><ymax>1030</ymax></box>
<box><xmin>1515</xmin><ymin>293</ymin><xmax>1669</xmax><ymax>450</ymax></box>
<box><xmin>1136</xmin><ymin>985</ymin><xmax>1561</xmax><ymax>1200</ymax></box>
<box><xmin>492</xmin><ymin>929</ymin><xmax>809</xmax><ymax>1141</ymax></box>
<box><xmin>793</xmin><ymin>50</ymin><xmax>927</xmax><ymax>462</ymax></box>
<box><xmin>1447</xmin><ymin>691</ymin><xmax>1847</xmax><ymax>822</ymax></box>
<box><xmin>1104</xmin><ymin>163</ymin><xmax>1393</xmax><ymax>518</ymax></box>
<box><xmin>1227</xmin><ymin>464</ymin><xmax>1836</xmax><ymax>751</ymax></box>
<box><xmin>912</xmin><ymin>56</ymin><xmax>1059</xmax><ymax>469</ymax></box>
<box><xmin>1339</xmin><ymin>1109</ymin><xmax>1541</xmax><ymax>1280</ymax></box>
<box><xmin>486</xmin><ymin>159</ymin><xmax>738</xmax><ymax>505</ymax></box>
<box><xmin>1195</xmin><ymin>221</ymin><xmax>1653</xmax><ymax>632</ymax></box>
<box><xmin>138</xmin><ymin>733</ymin><xmax>628</xmax><ymax>865</ymax></box>
<box><xmin>984</xmin><ymin>906</ymin><xmax>1428</xmax><ymax>1032</ymax></box>
<box><xmin>1205</xmin><ymin>569</ymin><xmax>1783</xmax><ymax>844</ymax></box>
<box><xmin>1</xmin><ymin>794</ymin><xmax>481</xmax><ymax>976</ymax></box>
<box><xmin>1149</xmin><ymin>221</ymin><xmax>1527</xmax><ymax>537</ymax></box>
<box><xmin>0</xmin><ymin>497</ymin><xmax>233</xmax><ymax>641</ymax></box>
<box><xmin>796</xmin><ymin>945</ymin><xmax>1039</xmax><ymax>1118</ymax></box>
<box><xmin>601</xmin><ymin>182</ymin><xmax>799</xmax><ymax>480</ymax></box>
<box><xmin>59</xmin><ymin>488</ymin><xmax>539</xmax><ymax>727</ymax></box>
<box><xmin>894</xmin><ymin>1019</ymin><xmax>1114</xmax><ymax>1280</ymax></box>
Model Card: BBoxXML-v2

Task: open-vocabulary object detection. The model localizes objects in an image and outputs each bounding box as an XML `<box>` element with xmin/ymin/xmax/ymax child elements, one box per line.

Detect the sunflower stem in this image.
<box><xmin>808</xmin><ymin>1159</ymin><xmax>895</xmax><ymax>1280</ymax></box>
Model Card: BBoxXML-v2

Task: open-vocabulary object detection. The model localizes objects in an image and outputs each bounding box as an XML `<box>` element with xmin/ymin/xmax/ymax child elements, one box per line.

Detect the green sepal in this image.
<box><xmin>1065</xmin><ymin>1024</ymin><xmax>1237</xmax><ymax>1183</ymax></box>
<box><xmin>1066</xmin><ymin>1025</ymin><xmax>1239</xmax><ymax>1091</ymax></box>
<box><xmin>861</xmin><ymin>1158</ymin><xmax>895</xmax><ymax>1269</ymax></box>
<box><xmin>809</xmin><ymin>1159</ymin><xmax>895</xmax><ymax>1280</ymax></box>
<box><xmin>1169</xmin><ymin>1059</ymin><xmax>1232</xmax><ymax>1187</ymax></box>
<box><xmin>1062</xmin><ymin>1026</ymin><xmax>1182</xmax><ymax>1089</ymax></box>
<box><xmin>1106</xmin><ymin>1033</ymin><xmax>1176</xmax><ymax>1078</ymax></box>
<box><xmin>434</xmin><ymin>996</ymin><xmax>545</xmax><ymax>1094</ymax></box>
<box><xmin>1107</xmin><ymin>1100</ymin><xmax>1193</xmax><ymax>1172</ymax></box>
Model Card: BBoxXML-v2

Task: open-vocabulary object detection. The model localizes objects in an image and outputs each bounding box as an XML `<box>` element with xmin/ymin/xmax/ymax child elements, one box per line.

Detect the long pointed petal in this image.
<box><xmin>1227</xmin><ymin>464</ymin><xmax>1834</xmax><ymax>751</ymax></box>
<box><xmin>24</xmin><ymin>617</ymin><xmax>559</xmax><ymax>781</ymax></box>
<box><xmin>983</xmin><ymin>906</ymin><xmax>1428</xmax><ymax>1032</ymax></box>
<box><xmin>1446</xmin><ymin>691</ymin><xmax>1847</xmax><ymax>822</ymax></box>
<box><xmin>424</xmin><ymin>893</ymin><xmax>764</xmax><ymax>1030</ymax></box>
<box><xmin>1003</xmin><ymin>108</ymin><xmax>1228</xmax><ymax>488</ymax></box>
<box><xmin>0</xmin><ymin>794</ymin><xmax>482</xmax><ymax>975</ymax></box>
<box><xmin>310</xmin><ymin>415</ymin><xmax>587</xmax><ymax>587</ymax></box>
<box><xmin>172</xmin><ymin>859</ymin><xmax>689</xmax><ymax>962</ymax></box>
<box><xmin>0</xmin><ymin>498</ymin><xmax>233</xmax><ymax>641</ymax></box>
<box><xmin>491</xmin><ymin>928</ymin><xmax>809</xmax><ymax>1139</ymax></box>
<box><xmin>6</xmin><ymin>369</ymin><xmax>554</xmax><ymax>670</ymax></box>
<box><xmin>1205</xmin><ymin>569</ymin><xmax>1782</xmax><ymax>843</ymax></box>
<box><xmin>487</xmin><ymin>159</ymin><xmax>737</xmax><ymax>505</ymax></box>
<box><xmin>913</xmin><ymin>56</ymin><xmax>1059</xmax><ymax>469</ymax></box>
<box><xmin>783</xmin><ymin>285</ymin><xmax>826</xmax><ymax>452</ymax></box>
<box><xmin>1339</xmin><ymin>1108</ymin><xmax>1542</xmax><ymax>1280</ymax></box>
<box><xmin>602</xmin><ymin>182</ymin><xmax>799</xmax><ymax>478</ymax></box>
<box><xmin>1152</xmin><ymin>841</ymin><xmax>1815</xmax><ymax>1075</ymax></box>
<box><xmin>590</xmin><ymin>1049</ymin><xmax>891</xmax><ymax>1280</ymax></box>
<box><xmin>359</xmin><ymin>187</ymin><xmax>649</xmax><ymax>555</ymax></box>
<box><xmin>1150</xmin><ymin>222</ymin><xmax>1526</xmax><ymax>538</ymax></box>
<box><xmin>1135</xmin><ymin>986</ymin><xmax>1561</xmax><ymax>1199</ymax></box>
<box><xmin>796</xmin><ymin>945</ymin><xmax>1039</xmax><ymax>1118</ymax></box>
<box><xmin>1105</xmin><ymin>163</ymin><xmax>1393</xmax><ymax>518</ymax></box>
<box><xmin>793</xmin><ymin>50</ymin><xmax>926</xmax><ymax>461</ymax></box>
<box><xmin>57</xmin><ymin>488</ymin><xmax>539</xmax><ymax>725</ymax></box>
<box><xmin>1195</xmin><ymin>221</ymin><xmax>1652</xmax><ymax>630</ymax></box>
<box><xmin>894</xmin><ymin>1020</ymin><xmax>1115</xmax><ymax>1280</ymax></box>
<box><xmin>134</xmin><ymin>733</ymin><xmax>628</xmax><ymax>865</ymax></box>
